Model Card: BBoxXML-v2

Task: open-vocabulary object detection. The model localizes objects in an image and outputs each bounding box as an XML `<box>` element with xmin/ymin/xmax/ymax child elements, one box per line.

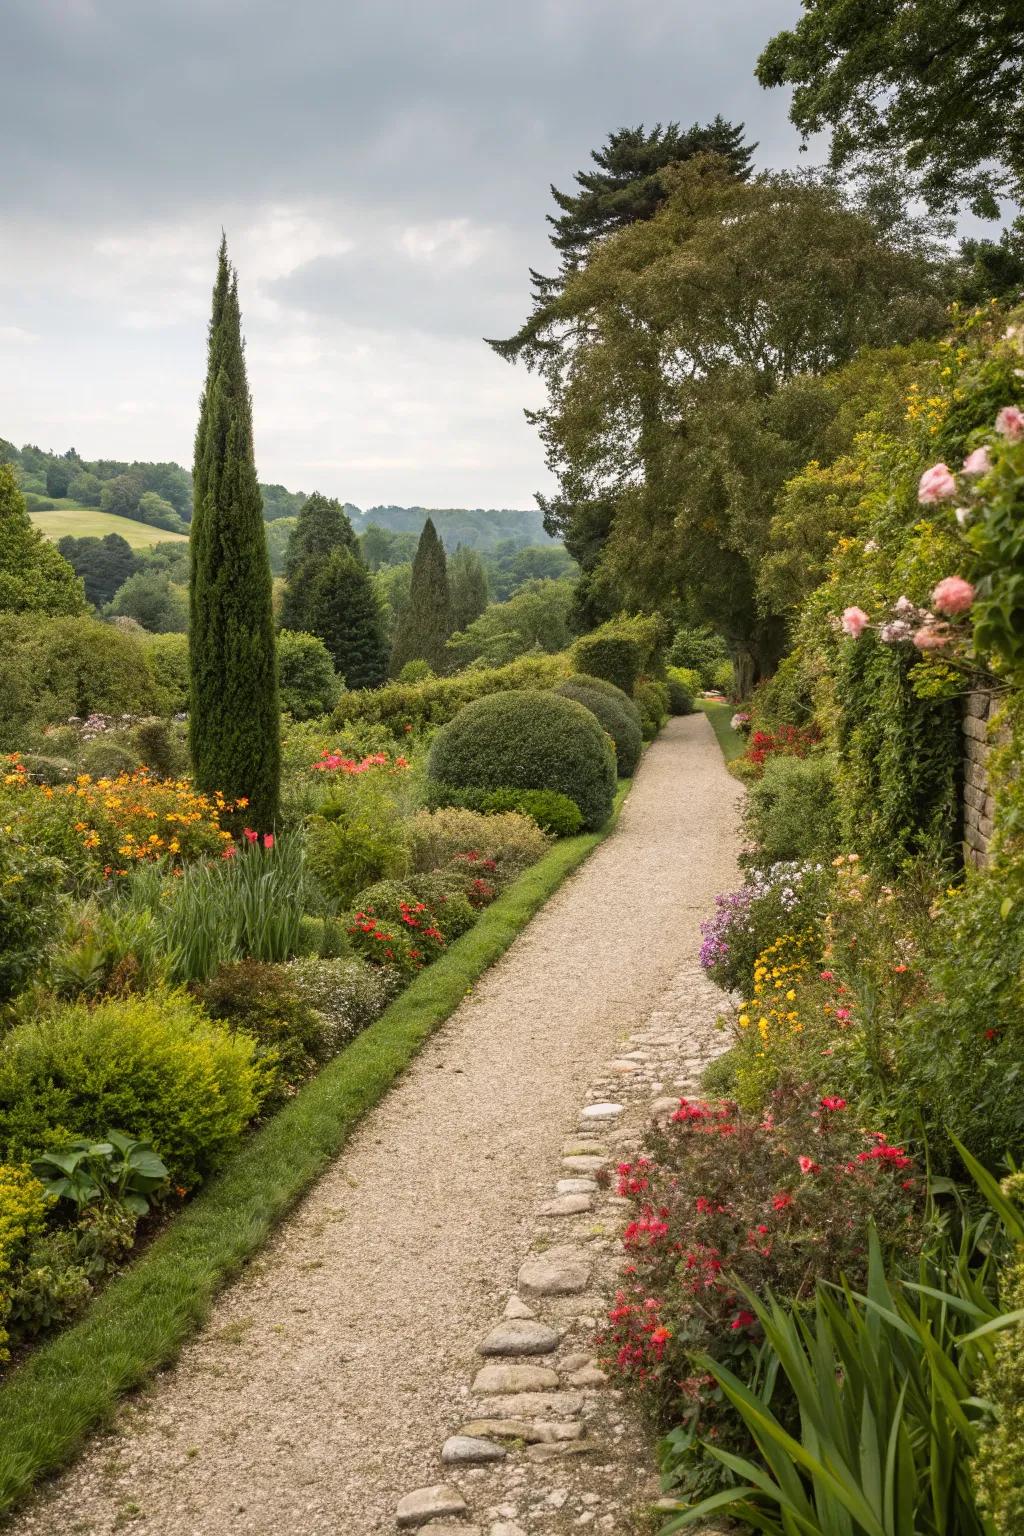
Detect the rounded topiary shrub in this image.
<box><xmin>570</xmin><ymin>632</ymin><xmax>642</xmax><ymax>695</ymax></box>
<box><xmin>556</xmin><ymin>678</ymin><xmax>642</xmax><ymax>777</ymax></box>
<box><xmin>427</xmin><ymin>690</ymin><xmax>616</xmax><ymax>831</ymax></box>
<box><xmin>567</xmin><ymin>672</ymin><xmax>642</xmax><ymax>728</ymax></box>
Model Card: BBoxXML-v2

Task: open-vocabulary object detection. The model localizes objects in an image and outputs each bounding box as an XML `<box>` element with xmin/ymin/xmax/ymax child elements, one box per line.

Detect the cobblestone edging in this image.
<box><xmin>393</xmin><ymin>960</ymin><xmax>733</xmax><ymax>1536</ymax></box>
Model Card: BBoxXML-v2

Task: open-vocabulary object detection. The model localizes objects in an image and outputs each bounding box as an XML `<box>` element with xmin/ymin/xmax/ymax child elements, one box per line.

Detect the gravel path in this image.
<box><xmin>9</xmin><ymin>713</ymin><xmax>740</xmax><ymax>1536</ymax></box>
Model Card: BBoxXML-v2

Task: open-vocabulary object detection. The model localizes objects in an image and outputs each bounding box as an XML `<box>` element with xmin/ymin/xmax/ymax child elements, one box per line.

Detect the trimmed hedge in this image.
<box><xmin>556</xmin><ymin>677</ymin><xmax>642</xmax><ymax>777</ymax></box>
<box><xmin>569</xmin><ymin>613</ymin><xmax>667</xmax><ymax>695</ymax></box>
<box><xmin>565</xmin><ymin>672</ymin><xmax>642</xmax><ymax>728</ymax></box>
<box><xmin>331</xmin><ymin>654</ymin><xmax>567</xmax><ymax>733</ymax></box>
<box><xmin>427</xmin><ymin>689</ymin><xmax>616</xmax><ymax>831</ymax></box>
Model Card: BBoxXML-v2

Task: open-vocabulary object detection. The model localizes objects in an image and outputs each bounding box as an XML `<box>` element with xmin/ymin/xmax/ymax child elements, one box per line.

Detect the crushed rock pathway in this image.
<box><xmin>9</xmin><ymin>713</ymin><xmax>740</xmax><ymax>1536</ymax></box>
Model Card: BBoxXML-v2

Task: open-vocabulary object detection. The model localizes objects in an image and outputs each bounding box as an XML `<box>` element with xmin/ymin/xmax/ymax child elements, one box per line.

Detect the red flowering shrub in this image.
<box><xmin>601</xmin><ymin>1083</ymin><xmax>920</xmax><ymax>1499</ymax></box>
<box><xmin>743</xmin><ymin>724</ymin><xmax>822</xmax><ymax>772</ymax></box>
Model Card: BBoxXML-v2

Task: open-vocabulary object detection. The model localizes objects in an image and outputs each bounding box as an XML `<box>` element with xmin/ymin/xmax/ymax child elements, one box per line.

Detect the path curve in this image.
<box><xmin>10</xmin><ymin>713</ymin><xmax>740</xmax><ymax>1536</ymax></box>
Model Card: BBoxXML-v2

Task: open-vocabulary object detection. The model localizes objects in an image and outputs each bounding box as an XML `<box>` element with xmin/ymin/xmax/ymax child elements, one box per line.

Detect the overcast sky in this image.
<box><xmin>1</xmin><ymin>0</ymin><xmax>808</xmax><ymax>509</ymax></box>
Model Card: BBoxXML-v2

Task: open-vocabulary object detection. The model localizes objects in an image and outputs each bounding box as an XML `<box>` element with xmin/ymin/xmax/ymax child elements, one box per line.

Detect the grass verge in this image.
<box><xmin>0</xmin><ymin>780</ymin><xmax>631</xmax><ymax>1519</ymax></box>
<box><xmin>697</xmin><ymin>698</ymin><xmax>746</xmax><ymax>765</ymax></box>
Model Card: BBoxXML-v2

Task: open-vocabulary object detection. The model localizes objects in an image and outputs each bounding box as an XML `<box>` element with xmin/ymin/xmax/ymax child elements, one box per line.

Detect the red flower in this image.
<box><xmin>221</xmin><ymin>844</ymin><xmax>237</xmax><ymax>859</ymax></box>
<box><xmin>820</xmin><ymin>1096</ymin><xmax>847</xmax><ymax>1111</ymax></box>
<box><xmin>797</xmin><ymin>1156</ymin><xmax>821</xmax><ymax>1175</ymax></box>
<box><xmin>263</xmin><ymin>832</ymin><xmax>274</xmax><ymax>849</ymax></box>
<box><xmin>243</xmin><ymin>827</ymin><xmax>258</xmax><ymax>843</ymax></box>
<box><xmin>771</xmin><ymin>1192</ymin><xmax>793</xmax><ymax>1211</ymax></box>
<box><xmin>730</xmin><ymin>1310</ymin><xmax>756</xmax><ymax>1330</ymax></box>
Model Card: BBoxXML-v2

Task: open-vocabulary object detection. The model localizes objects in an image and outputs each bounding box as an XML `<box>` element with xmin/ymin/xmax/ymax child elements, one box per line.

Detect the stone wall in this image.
<box><xmin>963</xmin><ymin>690</ymin><xmax>1000</xmax><ymax>866</ymax></box>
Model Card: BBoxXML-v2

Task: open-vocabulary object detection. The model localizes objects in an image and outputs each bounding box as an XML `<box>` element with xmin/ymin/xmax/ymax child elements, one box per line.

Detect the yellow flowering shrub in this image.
<box><xmin>2</xmin><ymin>760</ymin><xmax>239</xmax><ymax>875</ymax></box>
<box><xmin>0</xmin><ymin>1164</ymin><xmax>52</xmax><ymax>1359</ymax></box>
<box><xmin>733</xmin><ymin>931</ymin><xmax>814</xmax><ymax>1109</ymax></box>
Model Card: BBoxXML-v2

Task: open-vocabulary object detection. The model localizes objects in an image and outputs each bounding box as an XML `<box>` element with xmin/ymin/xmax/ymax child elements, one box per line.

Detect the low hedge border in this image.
<box><xmin>0</xmin><ymin>779</ymin><xmax>632</xmax><ymax>1518</ymax></box>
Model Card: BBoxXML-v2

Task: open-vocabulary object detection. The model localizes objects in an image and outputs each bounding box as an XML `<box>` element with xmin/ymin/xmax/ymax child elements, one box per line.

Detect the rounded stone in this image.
<box><xmin>581</xmin><ymin>1102</ymin><xmax>624</xmax><ymax>1120</ymax></box>
<box><xmin>477</xmin><ymin>1318</ymin><xmax>560</xmax><ymax>1356</ymax></box>
<box><xmin>396</xmin><ymin>1484</ymin><xmax>468</xmax><ymax>1528</ymax></box>
<box><xmin>518</xmin><ymin>1247</ymin><xmax>591</xmax><ymax>1298</ymax></box>
<box><xmin>441</xmin><ymin>1435</ymin><xmax>507</xmax><ymax>1465</ymax></box>
<box><xmin>539</xmin><ymin>1193</ymin><xmax>593</xmax><ymax>1216</ymax></box>
<box><xmin>472</xmin><ymin>1363</ymin><xmax>559</xmax><ymax>1394</ymax></box>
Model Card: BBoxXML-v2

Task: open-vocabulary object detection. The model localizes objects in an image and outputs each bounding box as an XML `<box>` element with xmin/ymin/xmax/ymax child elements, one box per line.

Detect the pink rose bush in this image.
<box><xmin>917</xmin><ymin>462</ymin><xmax>957</xmax><ymax>503</ymax></box>
<box><xmin>932</xmin><ymin>576</ymin><xmax>975</xmax><ymax>616</ymax></box>
<box><xmin>995</xmin><ymin>405</ymin><xmax>1024</xmax><ymax>441</ymax></box>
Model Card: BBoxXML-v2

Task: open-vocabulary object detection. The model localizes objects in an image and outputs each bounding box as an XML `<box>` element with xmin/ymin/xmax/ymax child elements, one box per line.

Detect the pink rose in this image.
<box><xmin>931</xmin><ymin>576</ymin><xmax>975</xmax><ymax>616</ymax></box>
<box><xmin>962</xmin><ymin>446</ymin><xmax>992</xmax><ymax>476</ymax></box>
<box><xmin>996</xmin><ymin>406</ymin><xmax>1024</xmax><ymax>441</ymax></box>
<box><xmin>918</xmin><ymin>463</ymin><xmax>957</xmax><ymax>503</ymax></box>
<box><xmin>841</xmin><ymin>606</ymin><xmax>869</xmax><ymax>637</ymax></box>
<box><xmin>914</xmin><ymin>625</ymin><xmax>948</xmax><ymax>651</ymax></box>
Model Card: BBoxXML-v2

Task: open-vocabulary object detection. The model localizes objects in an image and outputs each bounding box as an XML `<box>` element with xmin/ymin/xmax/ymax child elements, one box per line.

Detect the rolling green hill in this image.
<box><xmin>30</xmin><ymin>505</ymin><xmax>188</xmax><ymax>549</ymax></box>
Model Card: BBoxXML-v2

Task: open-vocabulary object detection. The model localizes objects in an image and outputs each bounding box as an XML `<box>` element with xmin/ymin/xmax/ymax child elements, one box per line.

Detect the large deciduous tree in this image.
<box><xmin>189</xmin><ymin>239</ymin><xmax>280</xmax><ymax>829</ymax></box>
<box><xmin>389</xmin><ymin>517</ymin><xmax>453</xmax><ymax>675</ymax></box>
<box><xmin>756</xmin><ymin>0</ymin><xmax>1024</xmax><ymax>219</ymax></box>
<box><xmin>526</xmin><ymin>157</ymin><xmax>947</xmax><ymax>691</ymax></box>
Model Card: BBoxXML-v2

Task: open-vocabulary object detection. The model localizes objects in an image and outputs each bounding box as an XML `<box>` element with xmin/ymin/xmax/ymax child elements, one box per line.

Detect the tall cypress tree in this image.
<box><xmin>389</xmin><ymin>516</ymin><xmax>453</xmax><ymax>676</ymax></box>
<box><xmin>189</xmin><ymin>238</ymin><xmax>280</xmax><ymax>828</ymax></box>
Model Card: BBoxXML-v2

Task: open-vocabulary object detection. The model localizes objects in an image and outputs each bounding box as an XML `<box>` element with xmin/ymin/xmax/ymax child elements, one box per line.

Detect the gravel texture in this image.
<box><xmin>8</xmin><ymin>713</ymin><xmax>740</xmax><ymax>1536</ymax></box>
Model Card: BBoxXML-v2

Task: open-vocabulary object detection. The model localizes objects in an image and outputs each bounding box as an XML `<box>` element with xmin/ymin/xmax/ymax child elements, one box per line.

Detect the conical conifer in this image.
<box><xmin>285</xmin><ymin>547</ymin><xmax>389</xmax><ymax>690</ymax></box>
<box><xmin>389</xmin><ymin>516</ymin><xmax>453</xmax><ymax>676</ymax></box>
<box><xmin>189</xmin><ymin>238</ymin><xmax>280</xmax><ymax>829</ymax></box>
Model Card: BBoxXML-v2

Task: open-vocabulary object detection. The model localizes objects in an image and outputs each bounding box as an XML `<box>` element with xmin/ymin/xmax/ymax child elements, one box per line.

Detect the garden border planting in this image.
<box><xmin>0</xmin><ymin>781</ymin><xmax>630</xmax><ymax>1519</ymax></box>
<box><xmin>697</xmin><ymin>699</ymin><xmax>746</xmax><ymax>765</ymax></box>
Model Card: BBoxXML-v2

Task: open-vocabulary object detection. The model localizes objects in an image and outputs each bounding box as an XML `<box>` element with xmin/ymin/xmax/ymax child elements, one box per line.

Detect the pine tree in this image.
<box><xmin>389</xmin><ymin>517</ymin><xmax>453</xmax><ymax>676</ymax></box>
<box><xmin>284</xmin><ymin>492</ymin><xmax>358</xmax><ymax>577</ymax></box>
<box><xmin>448</xmin><ymin>544</ymin><xmax>489</xmax><ymax>632</ymax></box>
<box><xmin>285</xmin><ymin>548</ymin><xmax>389</xmax><ymax>690</ymax></box>
<box><xmin>189</xmin><ymin>238</ymin><xmax>280</xmax><ymax>829</ymax></box>
<box><xmin>488</xmin><ymin>118</ymin><xmax>756</xmax><ymax>366</ymax></box>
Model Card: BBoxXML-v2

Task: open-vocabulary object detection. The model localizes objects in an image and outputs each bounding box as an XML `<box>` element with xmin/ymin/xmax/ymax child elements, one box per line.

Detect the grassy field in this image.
<box><xmin>29</xmin><ymin>505</ymin><xmax>188</xmax><ymax>548</ymax></box>
<box><xmin>0</xmin><ymin>781</ymin><xmax>631</xmax><ymax>1517</ymax></box>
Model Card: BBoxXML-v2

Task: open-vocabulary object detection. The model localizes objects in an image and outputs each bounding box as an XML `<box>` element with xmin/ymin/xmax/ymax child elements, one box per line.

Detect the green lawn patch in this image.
<box><xmin>0</xmin><ymin>780</ymin><xmax>630</xmax><ymax>1518</ymax></box>
<box><xmin>697</xmin><ymin>698</ymin><xmax>746</xmax><ymax>765</ymax></box>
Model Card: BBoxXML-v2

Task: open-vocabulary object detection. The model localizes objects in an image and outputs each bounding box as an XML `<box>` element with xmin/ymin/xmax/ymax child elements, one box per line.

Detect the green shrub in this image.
<box><xmin>130</xmin><ymin>717</ymin><xmax>189</xmax><ymax>780</ymax></box>
<box><xmin>749</xmin><ymin>651</ymin><xmax>816</xmax><ymax>732</ymax></box>
<box><xmin>141</xmin><ymin>633</ymin><xmax>189</xmax><ymax>715</ymax></box>
<box><xmin>427</xmin><ymin>689</ymin><xmax>615</xmax><ymax>831</ymax></box>
<box><xmin>79</xmin><ymin>738</ymin><xmax>140</xmax><ymax>780</ymax></box>
<box><xmin>0</xmin><ymin>829</ymin><xmax>63</xmax><ymax>1003</ymax></box>
<box><xmin>742</xmin><ymin>753</ymin><xmax>841</xmax><ymax>864</ymax></box>
<box><xmin>406</xmin><ymin>807</ymin><xmax>549</xmax><ymax>876</ymax></box>
<box><xmin>556</xmin><ymin>678</ymin><xmax>642</xmax><ymax>776</ymax></box>
<box><xmin>277</xmin><ymin>630</ymin><xmax>341</xmax><ymax>720</ymax></box>
<box><xmin>17</xmin><ymin>754</ymin><xmax>74</xmax><ymax>786</ymax></box>
<box><xmin>634</xmin><ymin>678</ymin><xmax>669</xmax><ymax>738</ymax></box>
<box><xmin>0</xmin><ymin>1163</ymin><xmax>52</xmax><ymax>1359</ymax></box>
<box><xmin>287</xmin><ymin>956</ymin><xmax>399</xmax><ymax>1049</ymax></box>
<box><xmin>332</xmin><ymin>653</ymin><xmax>567</xmax><ymax>734</ymax></box>
<box><xmin>306</xmin><ymin>788</ymin><xmax>409</xmax><ymax>912</ymax></box>
<box><xmin>294</xmin><ymin>913</ymin><xmax>351</xmax><ymax>959</ymax></box>
<box><xmin>193</xmin><ymin>960</ymin><xmax>329</xmax><ymax>1099</ymax></box>
<box><xmin>0</xmin><ymin>615</ymin><xmax>160</xmax><ymax>748</ymax></box>
<box><xmin>565</xmin><ymin>672</ymin><xmax>642</xmax><ymax>725</ymax></box>
<box><xmin>397</xmin><ymin>659</ymin><xmax>433</xmax><ymax>683</ymax></box>
<box><xmin>0</xmin><ymin>991</ymin><xmax>262</xmax><ymax>1187</ymax></box>
<box><xmin>712</xmin><ymin>659</ymin><xmax>735</xmax><ymax>694</ymax></box>
<box><xmin>423</xmin><ymin>783</ymin><xmax>585</xmax><ymax>836</ymax></box>
<box><xmin>666</xmin><ymin>670</ymin><xmax>696</xmax><ymax>715</ymax></box>
<box><xmin>668</xmin><ymin>625</ymin><xmax>730</xmax><ymax>687</ymax></box>
<box><xmin>570</xmin><ymin>631</ymin><xmax>643</xmax><ymax>694</ymax></box>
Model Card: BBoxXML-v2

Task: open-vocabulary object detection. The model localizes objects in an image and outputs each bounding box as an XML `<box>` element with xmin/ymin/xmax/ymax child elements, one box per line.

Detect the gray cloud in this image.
<box><xmin>0</xmin><ymin>0</ymin><xmax>807</xmax><ymax>506</ymax></box>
